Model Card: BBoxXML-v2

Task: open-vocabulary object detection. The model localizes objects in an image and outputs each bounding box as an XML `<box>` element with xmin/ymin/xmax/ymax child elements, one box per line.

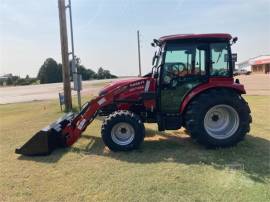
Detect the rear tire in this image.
<box><xmin>185</xmin><ymin>89</ymin><xmax>251</xmax><ymax>147</ymax></box>
<box><xmin>101</xmin><ymin>110</ymin><xmax>145</xmax><ymax>151</ymax></box>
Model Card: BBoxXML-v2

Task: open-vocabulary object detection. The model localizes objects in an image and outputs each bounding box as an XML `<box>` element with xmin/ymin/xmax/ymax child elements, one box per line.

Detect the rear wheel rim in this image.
<box><xmin>111</xmin><ymin>122</ymin><xmax>135</xmax><ymax>145</ymax></box>
<box><xmin>204</xmin><ymin>104</ymin><xmax>239</xmax><ymax>139</ymax></box>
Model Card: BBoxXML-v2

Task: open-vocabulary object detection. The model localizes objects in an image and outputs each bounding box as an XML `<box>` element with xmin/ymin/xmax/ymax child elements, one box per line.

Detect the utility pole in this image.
<box><xmin>67</xmin><ymin>0</ymin><xmax>81</xmax><ymax>109</ymax></box>
<box><xmin>137</xmin><ymin>30</ymin><xmax>142</xmax><ymax>76</ymax></box>
<box><xmin>58</xmin><ymin>0</ymin><xmax>72</xmax><ymax>111</ymax></box>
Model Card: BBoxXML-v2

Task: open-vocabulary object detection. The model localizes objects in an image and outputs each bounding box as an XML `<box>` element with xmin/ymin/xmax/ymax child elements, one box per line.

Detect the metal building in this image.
<box><xmin>237</xmin><ymin>55</ymin><xmax>270</xmax><ymax>74</ymax></box>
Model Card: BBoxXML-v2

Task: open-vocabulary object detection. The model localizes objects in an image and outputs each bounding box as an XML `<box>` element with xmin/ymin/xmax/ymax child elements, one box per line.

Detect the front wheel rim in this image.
<box><xmin>204</xmin><ymin>104</ymin><xmax>239</xmax><ymax>139</ymax></box>
<box><xmin>111</xmin><ymin>122</ymin><xmax>135</xmax><ymax>146</ymax></box>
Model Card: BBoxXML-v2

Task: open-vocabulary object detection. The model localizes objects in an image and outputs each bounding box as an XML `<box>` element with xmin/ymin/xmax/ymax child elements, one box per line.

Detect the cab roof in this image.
<box><xmin>159</xmin><ymin>33</ymin><xmax>232</xmax><ymax>42</ymax></box>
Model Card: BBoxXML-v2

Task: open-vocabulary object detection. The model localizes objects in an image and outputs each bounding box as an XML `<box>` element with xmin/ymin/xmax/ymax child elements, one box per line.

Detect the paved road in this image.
<box><xmin>0</xmin><ymin>78</ymin><xmax>127</xmax><ymax>104</ymax></box>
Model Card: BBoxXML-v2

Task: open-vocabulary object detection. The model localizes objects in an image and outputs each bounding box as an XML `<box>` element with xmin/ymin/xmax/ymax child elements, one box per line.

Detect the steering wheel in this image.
<box><xmin>166</xmin><ymin>63</ymin><xmax>186</xmax><ymax>76</ymax></box>
<box><xmin>164</xmin><ymin>63</ymin><xmax>186</xmax><ymax>87</ymax></box>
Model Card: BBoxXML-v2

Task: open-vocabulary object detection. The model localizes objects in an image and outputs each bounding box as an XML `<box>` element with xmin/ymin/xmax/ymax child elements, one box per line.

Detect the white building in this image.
<box><xmin>237</xmin><ymin>55</ymin><xmax>270</xmax><ymax>74</ymax></box>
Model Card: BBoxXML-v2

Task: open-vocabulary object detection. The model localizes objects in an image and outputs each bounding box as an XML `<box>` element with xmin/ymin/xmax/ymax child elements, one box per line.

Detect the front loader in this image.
<box><xmin>16</xmin><ymin>33</ymin><xmax>252</xmax><ymax>156</ymax></box>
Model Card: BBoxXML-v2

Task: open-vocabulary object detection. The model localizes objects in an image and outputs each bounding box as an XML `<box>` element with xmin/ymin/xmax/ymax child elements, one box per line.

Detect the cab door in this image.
<box><xmin>160</xmin><ymin>42</ymin><xmax>208</xmax><ymax>113</ymax></box>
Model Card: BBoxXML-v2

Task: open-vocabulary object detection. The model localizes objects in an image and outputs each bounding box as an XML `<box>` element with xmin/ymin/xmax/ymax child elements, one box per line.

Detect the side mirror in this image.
<box><xmin>231</xmin><ymin>37</ymin><xmax>238</xmax><ymax>45</ymax></box>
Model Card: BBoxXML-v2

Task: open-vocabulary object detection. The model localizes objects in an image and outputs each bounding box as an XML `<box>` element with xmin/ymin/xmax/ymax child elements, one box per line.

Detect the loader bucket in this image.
<box><xmin>15</xmin><ymin>129</ymin><xmax>63</xmax><ymax>156</ymax></box>
<box><xmin>15</xmin><ymin>112</ymin><xmax>75</xmax><ymax>156</ymax></box>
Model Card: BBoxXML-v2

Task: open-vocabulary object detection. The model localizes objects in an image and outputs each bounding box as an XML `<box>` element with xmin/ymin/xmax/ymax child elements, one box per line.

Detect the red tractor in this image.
<box><xmin>16</xmin><ymin>33</ymin><xmax>252</xmax><ymax>156</ymax></box>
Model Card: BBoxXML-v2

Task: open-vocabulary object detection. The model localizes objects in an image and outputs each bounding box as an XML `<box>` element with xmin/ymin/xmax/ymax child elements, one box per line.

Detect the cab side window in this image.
<box><xmin>164</xmin><ymin>48</ymin><xmax>190</xmax><ymax>77</ymax></box>
<box><xmin>163</xmin><ymin>43</ymin><xmax>207</xmax><ymax>85</ymax></box>
<box><xmin>210</xmin><ymin>43</ymin><xmax>230</xmax><ymax>76</ymax></box>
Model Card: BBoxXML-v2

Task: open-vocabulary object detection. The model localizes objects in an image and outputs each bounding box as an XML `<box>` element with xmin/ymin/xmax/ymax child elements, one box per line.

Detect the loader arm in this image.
<box><xmin>15</xmin><ymin>85</ymin><xmax>128</xmax><ymax>156</ymax></box>
<box><xmin>63</xmin><ymin>89</ymin><xmax>122</xmax><ymax>145</ymax></box>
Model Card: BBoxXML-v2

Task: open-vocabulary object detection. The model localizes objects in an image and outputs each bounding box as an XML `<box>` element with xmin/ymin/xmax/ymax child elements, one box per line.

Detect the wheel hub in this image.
<box><xmin>111</xmin><ymin>122</ymin><xmax>135</xmax><ymax>146</ymax></box>
<box><xmin>204</xmin><ymin>104</ymin><xmax>239</xmax><ymax>139</ymax></box>
<box><xmin>211</xmin><ymin>114</ymin><xmax>219</xmax><ymax>122</ymax></box>
<box><xmin>120</xmin><ymin>128</ymin><xmax>127</xmax><ymax>134</ymax></box>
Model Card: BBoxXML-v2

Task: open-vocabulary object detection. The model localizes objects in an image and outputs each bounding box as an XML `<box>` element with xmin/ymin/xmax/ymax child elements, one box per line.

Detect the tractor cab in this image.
<box><xmin>151</xmin><ymin>34</ymin><xmax>237</xmax><ymax>113</ymax></box>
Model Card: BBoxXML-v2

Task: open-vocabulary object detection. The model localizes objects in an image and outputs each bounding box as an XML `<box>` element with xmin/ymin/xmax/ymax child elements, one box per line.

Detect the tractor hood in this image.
<box><xmin>99</xmin><ymin>77</ymin><xmax>150</xmax><ymax>96</ymax></box>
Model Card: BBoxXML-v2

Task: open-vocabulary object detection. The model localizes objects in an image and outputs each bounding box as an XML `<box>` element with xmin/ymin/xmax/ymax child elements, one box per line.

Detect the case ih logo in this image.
<box><xmin>128</xmin><ymin>81</ymin><xmax>145</xmax><ymax>92</ymax></box>
<box><xmin>129</xmin><ymin>80</ymin><xmax>145</xmax><ymax>88</ymax></box>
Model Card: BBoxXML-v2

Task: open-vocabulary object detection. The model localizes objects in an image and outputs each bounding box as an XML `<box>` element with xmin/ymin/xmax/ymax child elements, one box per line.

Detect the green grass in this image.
<box><xmin>0</xmin><ymin>96</ymin><xmax>269</xmax><ymax>202</ymax></box>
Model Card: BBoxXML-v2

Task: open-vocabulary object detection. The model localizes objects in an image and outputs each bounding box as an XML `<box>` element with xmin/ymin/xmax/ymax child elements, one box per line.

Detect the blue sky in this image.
<box><xmin>0</xmin><ymin>0</ymin><xmax>269</xmax><ymax>77</ymax></box>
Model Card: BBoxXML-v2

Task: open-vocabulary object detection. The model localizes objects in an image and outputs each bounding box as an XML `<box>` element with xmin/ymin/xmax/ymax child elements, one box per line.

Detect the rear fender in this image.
<box><xmin>179</xmin><ymin>80</ymin><xmax>246</xmax><ymax>113</ymax></box>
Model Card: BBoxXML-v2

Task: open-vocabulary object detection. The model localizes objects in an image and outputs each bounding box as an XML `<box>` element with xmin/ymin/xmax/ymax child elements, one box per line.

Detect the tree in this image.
<box><xmin>97</xmin><ymin>67</ymin><xmax>117</xmax><ymax>79</ymax></box>
<box><xmin>69</xmin><ymin>57</ymin><xmax>97</xmax><ymax>80</ymax></box>
<box><xmin>37</xmin><ymin>57</ymin><xmax>117</xmax><ymax>84</ymax></box>
<box><xmin>57</xmin><ymin>63</ymin><xmax>63</xmax><ymax>82</ymax></box>
<box><xmin>77</xmin><ymin>65</ymin><xmax>97</xmax><ymax>80</ymax></box>
<box><xmin>37</xmin><ymin>58</ymin><xmax>62</xmax><ymax>84</ymax></box>
<box><xmin>97</xmin><ymin>67</ymin><xmax>105</xmax><ymax>79</ymax></box>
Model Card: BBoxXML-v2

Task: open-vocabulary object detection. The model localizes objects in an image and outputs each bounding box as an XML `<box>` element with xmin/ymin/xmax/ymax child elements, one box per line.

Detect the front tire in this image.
<box><xmin>101</xmin><ymin>110</ymin><xmax>145</xmax><ymax>151</ymax></box>
<box><xmin>185</xmin><ymin>89</ymin><xmax>251</xmax><ymax>147</ymax></box>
